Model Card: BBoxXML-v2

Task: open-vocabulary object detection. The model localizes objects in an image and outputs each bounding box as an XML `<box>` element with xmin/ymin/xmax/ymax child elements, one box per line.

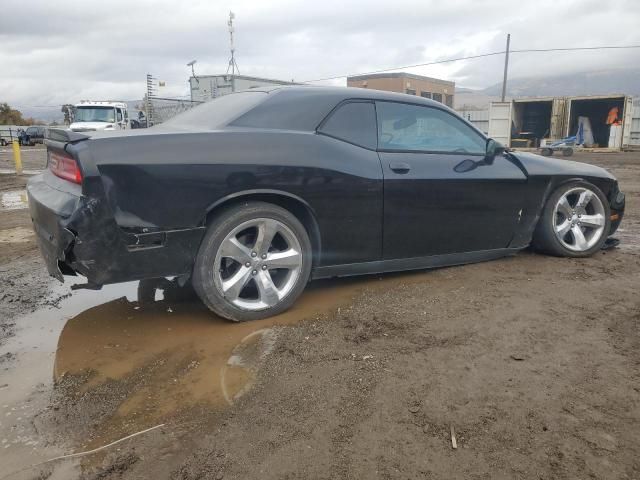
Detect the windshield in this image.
<box><xmin>160</xmin><ymin>91</ymin><xmax>268</xmax><ymax>130</ymax></box>
<box><xmin>74</xmin><ymin>106</ymin><xmax>116</xmax><ymax>123</ymax></box>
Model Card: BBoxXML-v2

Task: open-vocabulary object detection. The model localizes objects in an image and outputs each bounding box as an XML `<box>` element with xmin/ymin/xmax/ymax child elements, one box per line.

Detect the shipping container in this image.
<box><xmin>629</xmin><ymin>99</ymin><xmax>640</xmax><ymax>148</ymax></box>
<box><xmin>488</xmin><ymin>102</ymin><xmax>512</xmax><ymax>146</ymax></box>
<box><xmin>489</xmin><ymin>98</ymin><xmax>567</xmax><ymax>148</ymax></box>
<box><xmin>489</xmin><ymin>95</ymin><xmax>634</xmax><ymax>150</ymax></box>
<box><xmin>564</xmin><ymin>95</ymin><xmax>632</xmax><ymax>148</ymax></box>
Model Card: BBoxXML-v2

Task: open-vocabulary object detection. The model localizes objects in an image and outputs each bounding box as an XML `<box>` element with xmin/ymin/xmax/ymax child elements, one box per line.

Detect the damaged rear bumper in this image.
<box><xmin>27</xmin><ymin>171</ymin><xmax>205</xmax><ymax>286</ymax></box>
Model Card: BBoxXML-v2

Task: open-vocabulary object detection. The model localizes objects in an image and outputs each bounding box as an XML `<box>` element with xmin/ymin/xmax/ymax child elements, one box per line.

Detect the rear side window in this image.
<box><xmin>318</xmin><ymin>101</ymin><xmax>377</xmax><ymax>150</ymax></box>
<box><xmin>161</xmin><ymin>91</ymin><xmax>268</xmax><ymax>130</ymax></box>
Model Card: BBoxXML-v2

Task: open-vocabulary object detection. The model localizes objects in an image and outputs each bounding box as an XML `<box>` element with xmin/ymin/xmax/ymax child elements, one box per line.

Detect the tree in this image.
<box><xmin>0</xmin><ymin>103</ymin><xmax>27</xmax><ymax>125</ymax></box>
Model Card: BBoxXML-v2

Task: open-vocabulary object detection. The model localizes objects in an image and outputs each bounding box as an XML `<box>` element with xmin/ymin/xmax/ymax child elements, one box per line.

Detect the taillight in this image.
<box><xmin>49</xmin><ymin>150</ymin><xmax>82</xmax><ymax>184</ymax></box>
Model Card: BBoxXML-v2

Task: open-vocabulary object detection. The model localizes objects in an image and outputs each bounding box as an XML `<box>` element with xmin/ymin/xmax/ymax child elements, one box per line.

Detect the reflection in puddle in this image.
<box><xmin>1</xmin><ymin>190</ymin><xmax>28</xmax><ymax>210</ymax></box>
<box><xmin>222</xmin><ymin>328</ymin><xmax>278</xmax><ymax>404</ymax></box>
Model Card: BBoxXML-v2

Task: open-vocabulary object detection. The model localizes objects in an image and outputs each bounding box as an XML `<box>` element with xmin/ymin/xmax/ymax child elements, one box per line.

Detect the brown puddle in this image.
<box><xmin>48</xmin><ymin>277</ymin><xmax>384</xmax><ymax>451</ymax></box>
<box><xmin>0</xmin><ymin>269</ymin><xmax>444</xmax><ymax>477</ymax></box>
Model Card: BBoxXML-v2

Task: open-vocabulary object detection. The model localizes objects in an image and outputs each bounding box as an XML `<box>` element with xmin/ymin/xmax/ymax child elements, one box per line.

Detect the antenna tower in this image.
<box><xmin>226</xmin><ymin>11</ymin><xmax>240</xmax><ymax>75</ymax></box>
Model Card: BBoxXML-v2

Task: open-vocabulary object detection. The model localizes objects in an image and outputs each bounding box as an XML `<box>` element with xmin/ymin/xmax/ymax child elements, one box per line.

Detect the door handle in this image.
<box><xmin>389</xmin><ymin>161</ymin><xmax>411</xmax><ymax>173</ymax></box>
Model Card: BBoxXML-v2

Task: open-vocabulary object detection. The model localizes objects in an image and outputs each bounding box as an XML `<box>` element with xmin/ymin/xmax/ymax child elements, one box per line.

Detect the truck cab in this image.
<box><xmin>69</xmin><ymin>101</ymin><xmax>129</xmax><ymax>132</ymax></box>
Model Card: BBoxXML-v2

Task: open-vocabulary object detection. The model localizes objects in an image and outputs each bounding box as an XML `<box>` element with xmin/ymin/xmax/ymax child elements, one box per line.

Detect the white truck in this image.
<box><xmin>69</xmin><ymin>101</ymin><xmax>129</xmax><ymax>132</ymax></box>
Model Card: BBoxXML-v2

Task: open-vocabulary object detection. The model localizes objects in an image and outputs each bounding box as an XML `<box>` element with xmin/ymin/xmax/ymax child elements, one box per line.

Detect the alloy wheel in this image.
<box><xmin>553</xmin><ymin>187</ymin><xmax>606</xmax><ymax>252</ymax></box>
<box><xmin>213</xmin><ymin>218</ymin><xmax>303</xmax><ymax>311</ymax></box>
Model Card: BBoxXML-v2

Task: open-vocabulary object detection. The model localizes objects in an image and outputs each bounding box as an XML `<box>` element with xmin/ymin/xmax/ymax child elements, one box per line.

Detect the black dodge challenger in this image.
<box><xmin>27</xmin><ymin>86</ymin><xmax>625</xmax><ymax>321</ymax></box>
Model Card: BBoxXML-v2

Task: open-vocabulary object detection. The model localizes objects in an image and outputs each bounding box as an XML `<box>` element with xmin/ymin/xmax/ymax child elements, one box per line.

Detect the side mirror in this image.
<box><xmin>485</xmin><ymin>138</ymin><xmax>505</xmax><ymax>164</ymax></box>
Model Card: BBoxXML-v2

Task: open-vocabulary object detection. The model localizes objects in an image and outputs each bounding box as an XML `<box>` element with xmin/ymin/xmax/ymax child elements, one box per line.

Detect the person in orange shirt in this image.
<box><xmin>606</xmin><ymin>107</ymin><xmax>620</xmax><ymax>125</ymax></box>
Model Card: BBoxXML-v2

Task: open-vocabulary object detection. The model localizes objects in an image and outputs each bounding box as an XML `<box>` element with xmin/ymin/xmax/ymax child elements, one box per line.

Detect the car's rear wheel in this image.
<box><xmin>540</xmin><ymin>148</ymin><xmax>553</xmax><ymax>157</ymax></box>
<box><xmin>533</xmin><ymin>180</ymin><xmax>610</xmax><ymax>257</ymax></box>
<box><xmin>193</xmin><ymin>202</ymin><xmax>312</xmax><ymax>321</ymax></box>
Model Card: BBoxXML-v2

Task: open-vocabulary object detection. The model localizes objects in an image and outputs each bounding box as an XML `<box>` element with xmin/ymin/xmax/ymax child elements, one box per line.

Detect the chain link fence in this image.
<box><xmin>146</xmin><ymin>97</ymin><xmax>203</xmax><ymax>126</ymax></box>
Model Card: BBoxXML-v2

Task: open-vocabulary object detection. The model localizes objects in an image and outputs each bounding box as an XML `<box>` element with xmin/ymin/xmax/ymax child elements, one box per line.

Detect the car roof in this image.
<box><xmin>254</xmin><ymin>84</ymin><xmax>446</xmax><ymax>108</ymax></box>
<box><xmin>226</xmin><ymin>84</ymin><xmax>467</xmax><ymax>134</ymax></box>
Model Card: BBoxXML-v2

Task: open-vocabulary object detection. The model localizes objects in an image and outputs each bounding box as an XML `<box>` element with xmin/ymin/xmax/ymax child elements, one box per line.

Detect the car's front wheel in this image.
<box><xmin>533</xmin><ymin>180</ymin><xmax>610</xmax><ymax>257</ymax></box>
<box><xmin>192</xmin><ymin>202</ymin><xmax>312</xmax><ymax>321</ymax></box>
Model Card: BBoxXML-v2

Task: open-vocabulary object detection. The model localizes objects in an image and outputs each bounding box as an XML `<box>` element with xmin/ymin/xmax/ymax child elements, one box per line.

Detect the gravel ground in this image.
<box><xmin>0</xmin><ymin>150</ymin><xmax>638</xmax><ymax>480</ymax></box>
<box><xmin>0</xmin><ymin>145</ymin><xmax>46</xmax><ymax>172</ymax></box>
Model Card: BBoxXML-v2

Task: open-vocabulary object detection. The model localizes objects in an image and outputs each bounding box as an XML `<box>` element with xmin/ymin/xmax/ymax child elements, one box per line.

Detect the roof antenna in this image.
<box><xmin>226</xmin><ymin>11</ymin><xmax>240</xmax><ymax>76</ymax></box>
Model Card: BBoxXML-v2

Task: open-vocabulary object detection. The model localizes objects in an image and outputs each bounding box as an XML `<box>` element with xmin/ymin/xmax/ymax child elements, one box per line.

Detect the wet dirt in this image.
<box><xmin>1</xmin><ymin>151</ymin><xmax>639</xmax><ymax>479</ymax></box>
<box><xmin>0</xmin><ymin>227</ymin><xmax>33</xmax><ymax>244</ymax></box>
<box><xmin>0</xmin><ymin>274</ymin><xmax>389</xmax><ymax>479</ymax></box>
<box><xmin>0</xmin><ymin>146</ymin><xmax>47</xmax><ymax>173</ymax></box>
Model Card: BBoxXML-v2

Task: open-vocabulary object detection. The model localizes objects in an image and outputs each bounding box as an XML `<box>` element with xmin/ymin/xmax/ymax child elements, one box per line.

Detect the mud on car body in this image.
<box><xmin>27</xmin><ymin>86</ymin><xmax>625</xmax><ymax>321</ymax></box>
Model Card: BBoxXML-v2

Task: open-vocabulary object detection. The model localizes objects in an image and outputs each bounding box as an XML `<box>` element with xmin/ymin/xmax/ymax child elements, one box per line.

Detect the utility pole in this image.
<box><xmin>501</xmin><ymin>33</ymin><xmax>511</xmax><ymax>102</ymax></box>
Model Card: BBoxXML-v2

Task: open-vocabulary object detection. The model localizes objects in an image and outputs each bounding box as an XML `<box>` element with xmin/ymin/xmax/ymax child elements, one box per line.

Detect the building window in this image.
<box><xmin>432</xmin><ymin>93</ymin><xmax>443</xmax><ymax>103</ymax></box>
<box><xmin>445</xmin><ymin>95</ymin><xmax>454</xmax><ymax>107</ymax></box>
<box><xmin>420</xmin><ymin>92</ymin><xmax>432</xmax><ymax>99</ymax></box>
<box><xmin>405</xmin><ymin>89</ymin><xmax>416</xmax><ymax>95</ymax></box>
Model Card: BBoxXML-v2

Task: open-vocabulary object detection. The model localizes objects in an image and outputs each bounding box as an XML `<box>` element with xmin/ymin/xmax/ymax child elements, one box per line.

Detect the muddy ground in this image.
<box><xmin>0</xmin><ymin>150</ymin><xmax>638</xmax><ymax>479</ymax></box>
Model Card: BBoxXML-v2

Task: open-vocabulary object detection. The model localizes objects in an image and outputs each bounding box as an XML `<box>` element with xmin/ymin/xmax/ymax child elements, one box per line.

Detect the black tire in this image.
<box><xmin>540</xmin><ymin>148</ymin><xmax>553</xmax><ymax>157</ymax></box>
<box><xmin>192</xmin><ymin>202</ymin><xmax>312</xmax><ymax>322</ymax></box>
<box><xmin>532</xmin><ymin>180</ymin><xmax>610</xmax><ymax>258</ymax></box>
<box><xmin>562</xmin><ymin>148</ymin><xmax>573</xmax><ymax>157</ymax></box>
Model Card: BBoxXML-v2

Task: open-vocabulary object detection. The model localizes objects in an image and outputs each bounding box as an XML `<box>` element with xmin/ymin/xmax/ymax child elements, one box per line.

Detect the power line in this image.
<box><xmin>304</xmin><ymin>44</ymin><xmax>640</xmax><ymax>83</ymax></box>
<box><xmin>512</xmin><ymin>45</ymin><xmax>640</xmax><ymax>53</ymax></box>
<box><xmin>13</xmin><ymin>99</ymin><xmax>149</xmax><ymax>109</ymax></box>
<box><xmin>304</xmin><ymin>51</ymin><xmax>506</xmax><ymax>82</ymax></box>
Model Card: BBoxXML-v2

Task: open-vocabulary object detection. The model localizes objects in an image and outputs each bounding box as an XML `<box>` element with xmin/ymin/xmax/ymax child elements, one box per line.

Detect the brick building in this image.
<box><xmin>347</xmin><ymin>72</ymin><xmax>455</xmax><ymax>107</ymax></box>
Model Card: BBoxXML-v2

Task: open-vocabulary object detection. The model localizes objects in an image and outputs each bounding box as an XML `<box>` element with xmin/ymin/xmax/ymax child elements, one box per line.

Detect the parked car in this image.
<box><xmin>27</xmin><ymin>87</ymin><xmax>625</xmax><ymax>321</ymax></box>
<box><xmin>25</xmin><ymin>126</ymin><xmax>46</xmax><ymax>145</ymax></box>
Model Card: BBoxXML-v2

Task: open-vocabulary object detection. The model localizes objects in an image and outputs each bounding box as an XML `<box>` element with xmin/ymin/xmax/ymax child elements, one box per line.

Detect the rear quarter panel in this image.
<box><xmin>84</xmin><ymin>130</ymin><xmax>384</xmax><ymax>266</ymax></box>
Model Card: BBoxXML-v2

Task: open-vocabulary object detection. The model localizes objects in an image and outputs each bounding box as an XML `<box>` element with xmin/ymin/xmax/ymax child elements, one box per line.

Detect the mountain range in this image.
<box><xmin>456</xmin><ymin>68</ymin><xmax>639</xmax><ymax>109</ymax></box>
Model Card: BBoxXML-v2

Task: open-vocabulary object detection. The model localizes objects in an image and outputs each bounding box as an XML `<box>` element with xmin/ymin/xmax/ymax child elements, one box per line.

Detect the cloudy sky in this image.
<box><xmin>2</xmin><ymin>0</ymin><xmax>639</xmax><ymax>113</ymax></box>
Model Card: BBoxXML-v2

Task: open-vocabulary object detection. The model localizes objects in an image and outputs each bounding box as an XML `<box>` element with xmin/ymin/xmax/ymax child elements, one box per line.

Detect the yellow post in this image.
<box><xmin>12</xmin><ymin>140</ymin><xmax>22</xmax><ymax>175</ymax></box>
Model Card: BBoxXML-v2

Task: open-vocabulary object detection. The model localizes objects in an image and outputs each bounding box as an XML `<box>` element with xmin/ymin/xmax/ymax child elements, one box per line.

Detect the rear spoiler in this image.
<box><xmin>46</xmin><ymin>128</ymin><xmax>90</xmax><ymax>144</ymax></box>
<box><xmin>45</xmin><ymin>128</ymin><xmax>91</xmax><ymax>155</ymax></box>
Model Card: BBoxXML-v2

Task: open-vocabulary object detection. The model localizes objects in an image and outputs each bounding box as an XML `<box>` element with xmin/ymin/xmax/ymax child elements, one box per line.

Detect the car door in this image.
<box><xmin>376</xmin><ymin>100</ymin><xmax>527</xmax><ymax>260</ymax></box>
